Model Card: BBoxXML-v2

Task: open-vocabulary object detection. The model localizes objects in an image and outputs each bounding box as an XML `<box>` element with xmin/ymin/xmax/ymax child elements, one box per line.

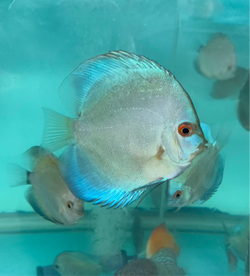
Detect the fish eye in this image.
<box><xmin>67</xmin><ymin>201</ymin><xmax>73</xmax><ymax>209</ymax></box>
<box><xmin>54</xmin><ymin>264</ymin><xmax>59</xmax><ymax>269</ymax></box>
<box><xmin>178</xmin><ymin>123</ymin><xmax>193</xmax><ymax>137</ymax></box>
<box><xmin>173</xmin><ymin>190</ymin><xmax>182</xmax><ymax>199</ymax></box>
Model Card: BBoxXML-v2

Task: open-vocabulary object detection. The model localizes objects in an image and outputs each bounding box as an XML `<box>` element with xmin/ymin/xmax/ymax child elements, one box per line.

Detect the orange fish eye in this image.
<box><xmin>178</xmin><ymin>123</ymin><xmax>193</xmax><ymax>137</ymax></box>
<box><xmin>67</xmin><ymin>201</ymin><xmax>73</xmax><ymax>209</ymax></box>
<box><xmin>173</xmin><ymin>190</ymin><xmax>182</xmax><ymax>199</ymax></box>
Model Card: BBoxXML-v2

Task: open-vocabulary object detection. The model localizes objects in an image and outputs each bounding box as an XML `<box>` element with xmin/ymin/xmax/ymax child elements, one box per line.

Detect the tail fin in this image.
<box><xmin>146</xmin><ymin>223</ymin><xmax>179</xmax><ymax>258</ymax></box>
<box><xmin>41</xmin><ymin>108</ymin><xmax>74</xmax><ymax>152</ymax></box>
<box><xmin>7</xmin><ymin>163</ymin><xmax>30</xmax><ymax>187</ymax></box>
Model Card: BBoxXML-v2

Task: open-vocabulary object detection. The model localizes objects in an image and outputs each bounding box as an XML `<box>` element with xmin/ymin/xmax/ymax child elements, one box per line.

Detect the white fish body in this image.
<box><xmin>8</xmin><ymin>146</ymin><xmax>84</xmax><ymax>225</ymax></box>
<box><xmin>53</xmin><ymin>252</ymin><xmax>102</xmax><ymax>276</ymax></box>
<box><xmin>195</xmin><ymin>33</ymin><xmax>237</xmax><ymax>80</ymax></box>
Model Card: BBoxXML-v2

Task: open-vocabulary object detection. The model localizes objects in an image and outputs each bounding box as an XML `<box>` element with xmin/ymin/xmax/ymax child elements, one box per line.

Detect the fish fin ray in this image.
<box><xmin>214</xmin><ymin>122</ymin><xmax>233</xmax><ymax>151</ymax></box>
<box><xmin>22</xmin><ymin>146</ymin><xmax>50</xmax><ymax>171</ymax></box>
<box><xmin>41</xmin><ymin>108</ymin><xmax>74</xmax><ymax>152</ymax></box>
<box><xmin>25</xmin><ymin>187</ymin><xmax>59</xmax><ymax>224</ymax></box>
<box><xmin>59</xmin><ymin>50</ymin><xmax>171</xmax><ymax>116</ymax></box>
<box><xmin>7</xmin><ymin>163</ymin><xmax>30</xmax><ymax>187</ymax></box>
<box><xmin>197</xmin><ymin>154</ymin><xmax>225</xmax><ymax>203</ymax></box>
<box><xmin>59</xmin><ymin>144</ymin><xmax>146</xmax><ymax>208</ymax></box>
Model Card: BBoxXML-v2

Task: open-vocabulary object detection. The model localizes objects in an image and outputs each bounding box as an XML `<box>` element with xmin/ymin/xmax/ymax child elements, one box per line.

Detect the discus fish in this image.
<box><xmin>114</xmin><ymin>223</ymin><xmax>185</xmax><ymax>276</ymax></box>
<box><xmin>223</xmin><ymin>221</ymin><xmax>238</xmax><ymax>273</ymax></box>
<box><xmin>211</xmin><ymin>67</ymin><xmax>248</xmax><ymax>99</ymax></box>
<box><xmin>167</xmin><ymin>123</ymin><xmax>227</xmax><ymax>207</ymax></box>
<box><xmin>223</xmin><ymin>217</ymin><xmax>250</xmax><ymax>264</ymax></box>
<box><xmin>53</xmin><ymin>252</ymin><xmax>102</xmax><ymax>276</ymax></box>
<box><xmin>237</xmin><ymin>73</ymin><xmax>249</xmax><ymax>131</ymax></box>
<box><xmin>42</xmin><ymin>51</ymin><xmax>206</xmax><ymax>208</ymax></box>
<box><xmin>8</xmin><ymin>146</ymin><xmax>84</xmax><ymax>225</ymax></box>
<box><xmin>194</xmin><ymin>33</ymin><xmax>236</xmax><ymax>80</ymax></box>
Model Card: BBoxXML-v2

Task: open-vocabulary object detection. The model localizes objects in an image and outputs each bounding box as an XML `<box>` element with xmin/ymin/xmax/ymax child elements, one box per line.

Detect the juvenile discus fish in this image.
<box><xmin>194</xmin><ymin>33</ymin><xmax>237</xmax><ymax>80</ymax></box>
<box><xmin>168</xmin><ymin>123</ymin><xmax>228</xmax><ymax>207</ymax></box>
<box><xmin>53</xmin><ymin>252</ymin><xmax>102</xmax><ymax>276</ymax></box>
<box><xmin>223</xmin><ymin>217</ymin><xmax>249</xmax><ymax>273</ymax></box>
<box><xmin>42</xmin><ymin>51</ymin><xmax>206</xmax><ymax>208</ymax></box>
<box><xmin>8</xmin><ymin>146</ymin><xmax>85</xmax><ymax>225</ymax></box>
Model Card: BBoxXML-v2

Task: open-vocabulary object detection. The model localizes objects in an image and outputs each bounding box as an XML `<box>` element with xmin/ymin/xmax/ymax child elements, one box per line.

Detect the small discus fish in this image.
<box><xmin>53</xmin><ymin>252</ymin><xmax>102</xmax><ymax>276</ymax></box>
<box><xmin>211</xmin><ymin>67</ymin><xmax>248</xmax><ymax>99</ymax></box>
<box><xmin>167</xmin><ymin>123</ymin><xmax>227</xmax><ymax>207</ymax></box>
<box><xmin>115</xmin><ymin>223</ymin><xmax>185</xmax><ymax>276</ymax></box>
<box><xmin>194</xmin><ymin>33</ymin><xmax>237</xmax><ymax>80</ymax></box>
<box><xmin>222</xmin><ymin>219</ymin><xmax>250</xmax><ymax>276</ymax></box>
<box><xmin>237</xmin><ymin>72</ymin><xmax>249</xmax><ymax>131</ymax></box>
<box><xmin>8</xmin><ymin>146</ymin><xmax>84</xmax><ymax>225</ymax></box>
<box><xmin>42</xmin><ymin>50</ymin><xmax>206</xmax><ymax>208</ymax></box>
<box><xmin>224</xmin><ymin>217</ymin><xmax>250</xmax><ymax>265</ymax></box>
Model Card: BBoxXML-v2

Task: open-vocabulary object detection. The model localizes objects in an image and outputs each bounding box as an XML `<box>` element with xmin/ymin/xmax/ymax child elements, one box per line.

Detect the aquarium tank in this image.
<box><xmin>0</xmin><ymin>0</ymin><xmax>249</xmax><ymax>275</ymax></box>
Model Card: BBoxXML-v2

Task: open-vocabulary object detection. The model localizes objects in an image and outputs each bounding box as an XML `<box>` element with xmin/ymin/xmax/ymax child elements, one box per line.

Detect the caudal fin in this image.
<box><xmin>41</xmin><ymin>108</ymin><xmax>74</xmax><ymax>152</ymax></box>
<box><xmin>146</xmin><ymin>223</ymin><xmax>179</xmax><ymax>258</ymax></box>
<box><xmin>7</xmin><ymin>163</ymin><xmax>29</xmax><ymax>187</ymax></box>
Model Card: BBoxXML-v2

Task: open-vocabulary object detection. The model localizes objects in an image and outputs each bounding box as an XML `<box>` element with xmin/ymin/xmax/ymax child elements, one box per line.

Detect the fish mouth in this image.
<box><xmin>189</xmin><ymin>139</ymin><xmax>208</xmax><ymax>161</ymax></box>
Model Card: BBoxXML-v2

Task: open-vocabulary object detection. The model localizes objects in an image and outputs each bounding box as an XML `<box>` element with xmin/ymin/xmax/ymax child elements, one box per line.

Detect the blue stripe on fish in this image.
<box><xmin>59</xmin><ymin>145</ymin><xmax>147</xmax><ymax>208</ymax></box>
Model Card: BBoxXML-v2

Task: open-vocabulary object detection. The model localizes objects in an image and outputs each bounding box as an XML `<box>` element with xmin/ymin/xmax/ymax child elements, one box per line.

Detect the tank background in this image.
<box><xmin>0</xmin><ymin>0</ymin><xmax>249</xmax><ymax>214</ymax></box>
<box><xmin>0</xmin><ymin>229</ymin><xmax>246</xmax><ymax>276</ymax></box>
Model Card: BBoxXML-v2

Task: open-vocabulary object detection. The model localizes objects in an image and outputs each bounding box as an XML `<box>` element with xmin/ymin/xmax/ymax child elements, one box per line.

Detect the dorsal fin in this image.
<box><xmin>22</xmin><ymin>146</ymin><xmax>50</xmax><ymax>171</ymax></box>
<box><xmin>59</xmin><ymin>50</ymin><xmax>173</xmax><ymax>117</ymax></box>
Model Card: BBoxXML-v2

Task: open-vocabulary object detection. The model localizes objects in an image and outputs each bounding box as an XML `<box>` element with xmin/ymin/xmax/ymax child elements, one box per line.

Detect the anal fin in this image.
<box><xmin>58</xmin><ymin>145</ymin><xmax>147</xmax><ymax>208</ymax></box>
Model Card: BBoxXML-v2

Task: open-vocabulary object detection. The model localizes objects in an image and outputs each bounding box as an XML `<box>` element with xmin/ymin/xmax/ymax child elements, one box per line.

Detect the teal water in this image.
<box><xmin>0</xmin><ymin>0</ymin><xmax>249</xmax><ymax>275</ymax></box>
